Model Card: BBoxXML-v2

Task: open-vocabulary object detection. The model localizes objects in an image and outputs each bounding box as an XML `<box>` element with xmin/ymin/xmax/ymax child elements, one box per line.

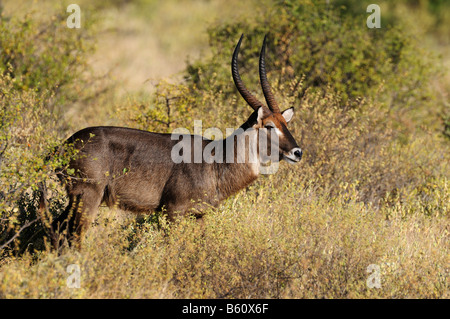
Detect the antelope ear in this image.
<box><xmin>281</xmin><ymin>107</ymin><xmax>294</xmax><ymax>123</ymax></box>
<box><xmin>256</xmin><ymin>106</ymin><xmax>271</xmax><ymax>124</ymax></box>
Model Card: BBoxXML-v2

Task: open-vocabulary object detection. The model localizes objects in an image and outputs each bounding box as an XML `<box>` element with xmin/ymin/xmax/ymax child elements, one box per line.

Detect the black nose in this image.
<box><xmin>294</xmin><ymin>149</ymin><xmax>302</xmax><ymax>159</ymax></box>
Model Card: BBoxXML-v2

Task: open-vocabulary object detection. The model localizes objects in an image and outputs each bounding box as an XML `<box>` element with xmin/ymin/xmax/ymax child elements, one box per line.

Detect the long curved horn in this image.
<box><xmin>259</xmin><ymin>35</ymin><xmax>280</xmax><ymax>113</ymax></box>
<box><xmin>232</xmin><ymin>34</ymin><xmax>265</xmax><ymax>111</ymax></box>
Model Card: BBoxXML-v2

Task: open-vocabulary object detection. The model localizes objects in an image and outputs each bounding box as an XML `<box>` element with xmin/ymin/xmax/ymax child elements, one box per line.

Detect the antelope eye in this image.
<box><xmin>264</xmin><ymin>122</ymin><xmax>275</xmax><ymax>129</ymax></box>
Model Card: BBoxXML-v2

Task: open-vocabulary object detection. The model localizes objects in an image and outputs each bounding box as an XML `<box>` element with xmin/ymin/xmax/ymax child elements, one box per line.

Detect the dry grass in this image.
<box><xmin>0</xmin><ymin>175</ymin><xmax>448</xmax><ymax>298</ymax></box>
<box><xmin>1</xmin><ymin>90</ymin><xmax>448</xmax><ymax>298</ymax></box>
<box><xmin>0</xmin><ymin>0</ymin><xmax>449</xmax><ymax>299</ymax></box>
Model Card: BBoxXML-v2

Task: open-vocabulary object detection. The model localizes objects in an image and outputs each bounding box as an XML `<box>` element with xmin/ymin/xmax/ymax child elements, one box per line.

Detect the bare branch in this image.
<box><xmin>0</xmin><ymin>217</ymin><xmax>41</xmax><ymax>252</ymax></box>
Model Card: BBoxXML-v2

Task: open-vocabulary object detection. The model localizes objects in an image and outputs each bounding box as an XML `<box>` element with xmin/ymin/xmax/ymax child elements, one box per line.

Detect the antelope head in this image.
<box><xmin>232</xmin><ymin>34</ymin><xmax>302</xmax><ymax>164</ymax></box>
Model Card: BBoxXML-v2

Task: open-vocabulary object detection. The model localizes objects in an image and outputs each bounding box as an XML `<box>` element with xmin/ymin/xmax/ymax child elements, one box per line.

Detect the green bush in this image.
<box><xmin>0</xmin><ymin>8</ymin><xmax>95</xmax><ymax>255</ymax></box>
<box><xmin>186</xmin><ymin>0</ymin><xmax>439</xmax><ymax>119</ymax></box>
<box><xmin>0</xmin><ymin>10</ymin><xmax>94</xmax><ymax>107</ymax></box>
<box><xmin>121</xmin><ymin>79</ymin><xmax>195</xmax><ymax>133</ymax></box>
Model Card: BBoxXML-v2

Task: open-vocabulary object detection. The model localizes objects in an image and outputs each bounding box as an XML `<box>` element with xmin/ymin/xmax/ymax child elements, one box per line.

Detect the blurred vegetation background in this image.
<box><xmin>0</xmin><ymin>0</ymin><xmax>449</xmax><ymax>298</ymax></box>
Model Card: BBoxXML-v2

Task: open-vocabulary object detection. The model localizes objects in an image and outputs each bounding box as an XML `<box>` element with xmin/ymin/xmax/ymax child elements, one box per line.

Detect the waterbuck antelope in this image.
<box><xmin>40</xmin><ymin>35</ymin><xmax>302</xmax><ymax>247</ymax></box>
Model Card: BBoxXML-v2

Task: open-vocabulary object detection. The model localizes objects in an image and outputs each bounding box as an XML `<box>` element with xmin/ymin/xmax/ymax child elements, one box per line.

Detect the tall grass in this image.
<box><xmin>0</xmin><ymin>0</ymin><xmax>449</xmax><ymax>299</ymax></box>
<box><xmin>1</xmin><ymin>176</ymin><xmax>447</xmax><ymax>298</ymax></box>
